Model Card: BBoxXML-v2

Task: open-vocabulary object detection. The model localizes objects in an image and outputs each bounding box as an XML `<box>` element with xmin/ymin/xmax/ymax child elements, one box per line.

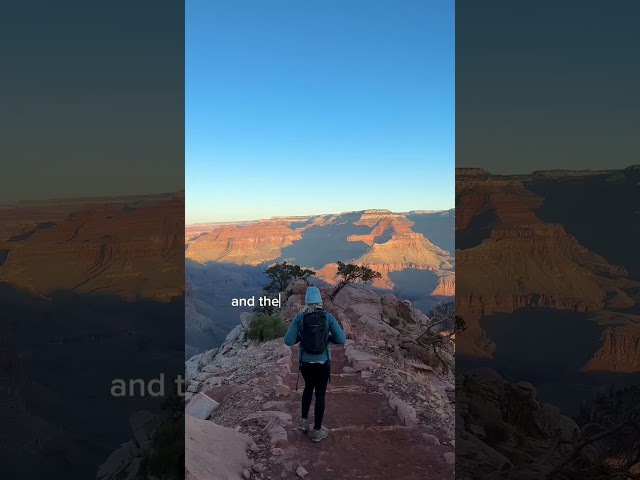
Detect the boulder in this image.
<box><xmin>358</xmin><ymin>314</ymin><xmax>400</xmax><ymax>334</ymax></box>
<box><xmin>350</xmin><ymin>303</ymin><xmax>382</xmax><ymax>319</ymax></box>
<box><xmin>333</xmin><ymin>285</ymin><xmax>380</xmax><ymax>308</ymax></box>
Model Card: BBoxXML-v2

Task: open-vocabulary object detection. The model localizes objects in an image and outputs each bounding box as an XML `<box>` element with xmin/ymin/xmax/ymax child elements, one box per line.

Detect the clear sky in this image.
<box><xmin>457</xmin><ymin>0</ymin><xmax>640</xmax><ymax>174</ymax></box>
<box><xmin>186</xmin><ymin>0</ymin><xmax>454</xmax><ymax>224</ymax></box>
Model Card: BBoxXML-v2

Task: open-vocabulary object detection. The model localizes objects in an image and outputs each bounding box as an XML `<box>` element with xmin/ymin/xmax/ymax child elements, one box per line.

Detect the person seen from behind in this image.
<box><xmin>284</xmin><ymin>286</ymin><xmax>346</xmax><ymax>442</ymax></box>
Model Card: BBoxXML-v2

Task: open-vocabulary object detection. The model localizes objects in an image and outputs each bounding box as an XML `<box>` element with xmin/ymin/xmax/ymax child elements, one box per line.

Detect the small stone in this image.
<box><xmin>450</xmin><ymin>440</ymin><xmax>456</xmax><ymax>448</ymax></box>
<box><xmin>275</xmin><ymin>384</ymin><xmax>291</xmax><ymax>397</ymax></box>
<box><xmin>243</xmin><ymin>469</ymin><xmax>251</xmax><ymax>479</ymax></box>
<box><xmin>268</xmin><ymin>425</ymin><xmax>288</xmax><ymax>448</ymax></box>
<box><xmin>250</xmin><ymin>443</ymin><xmax>260</xmax><ymax>453</ymax></box>
<box><xmin>422</xmin><ymin>433</ymin><xmax>440</xmax><ymax>445</ymax></box>
<box><xmin>261</xmin><ymin>401</ymin><xmax>288</xmax><ymax>411</ymax></box>
<box><xmin>270</xmin><ymin>447</ymin><xmax>285</xmax><ymax>456</ymax></box>
<box><xmin>296</xmin><ymin>466</ymin><xmax>309</xmax><ymax>478</ymax></box>
<box><xmin>253</xmin><ymin>463</ymin><xmax>267</xmax><ymax>473</ymax></box>
<box><xmin>443</xmin><ymin>452</ymin><xmax>455</xmax><ymax>465</ymax></box>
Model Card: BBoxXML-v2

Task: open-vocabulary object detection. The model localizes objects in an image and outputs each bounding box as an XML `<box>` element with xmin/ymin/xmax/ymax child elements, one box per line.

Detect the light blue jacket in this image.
<box><xmin>284</xmin><ymin>310</ymin><xmax>346</xmax><ymax>363</ymax></box>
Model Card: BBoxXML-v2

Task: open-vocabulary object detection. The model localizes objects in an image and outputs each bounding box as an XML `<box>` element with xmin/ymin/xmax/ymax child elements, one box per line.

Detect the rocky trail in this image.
<box><xmin>270</xmin><ymin>342</ymin><xmax>452</xmax><ymax>480</ymax></box>
<box><xmin>180</xmin><ymin>284</ymin><xmax>455</xmax><ymax>480</ymax></box>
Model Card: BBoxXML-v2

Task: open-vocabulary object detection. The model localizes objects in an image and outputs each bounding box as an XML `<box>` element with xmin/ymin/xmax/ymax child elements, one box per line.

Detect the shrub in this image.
<box><xmin>248</xmin><ymin>314</ymin><xmax>288</xmax><ymax>342</ymax></box>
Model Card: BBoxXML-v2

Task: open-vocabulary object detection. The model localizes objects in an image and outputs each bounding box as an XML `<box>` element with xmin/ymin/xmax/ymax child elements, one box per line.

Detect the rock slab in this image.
<box><xmin>185</xmin><ymin>393</ymin><xmax>220</xmax><ymax>420</ymax></box>
<box><xmin>185</xmin><ymin>416</ymin><xmax>253</xmax><ymax>480</ymax></box>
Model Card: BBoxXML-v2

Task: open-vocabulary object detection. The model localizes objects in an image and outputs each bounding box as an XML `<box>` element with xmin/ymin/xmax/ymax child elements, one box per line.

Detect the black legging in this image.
<box><xmin>300</xmin><ymin>361</ymin><xmax>331</xmax><ymax>430</ymax></box>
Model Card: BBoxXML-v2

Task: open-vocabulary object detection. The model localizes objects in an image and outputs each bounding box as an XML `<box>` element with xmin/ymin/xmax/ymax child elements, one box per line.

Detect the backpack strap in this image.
<box><xmin>298</xmin><ymin>314</ymin><xmax>304</xmax><ymax>367</ymax></box>
<box><xmin>321</xmin><ymin>311</ymin><xmax>330</xmax><ymax>362</ymax></box>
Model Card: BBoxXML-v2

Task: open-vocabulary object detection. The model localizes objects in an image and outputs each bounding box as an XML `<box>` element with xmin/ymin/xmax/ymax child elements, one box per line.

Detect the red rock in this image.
<box><xmin>0</xmin><ymin>194</ymin><xmax>183</xmax><ymax>301</ymax></box>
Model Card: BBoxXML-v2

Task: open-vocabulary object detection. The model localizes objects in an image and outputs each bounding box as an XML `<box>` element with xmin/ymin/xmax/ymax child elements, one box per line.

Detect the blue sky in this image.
<box><xmin>186</xmin><ymin>0</ymin><xmax>454</xmax><ymax>223</ymax></box>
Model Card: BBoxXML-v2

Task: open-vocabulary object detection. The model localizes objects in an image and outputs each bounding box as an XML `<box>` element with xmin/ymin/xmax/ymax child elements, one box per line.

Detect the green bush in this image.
<box><xmin>248</xmin><ymin>314</ymin><xmax>288</xmax><ymax>342</ymax></box>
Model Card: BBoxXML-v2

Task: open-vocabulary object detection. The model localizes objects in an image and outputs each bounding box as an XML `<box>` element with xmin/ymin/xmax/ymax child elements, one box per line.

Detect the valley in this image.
<box><xmin>185</xmin><ymin>209</ymin><xmax>455</xmax><ymax>355</ymax></box>
<box><xmin>456</xmin><ymin>165</ymin><xmax>640</xmax><ymax>400</ymax></box>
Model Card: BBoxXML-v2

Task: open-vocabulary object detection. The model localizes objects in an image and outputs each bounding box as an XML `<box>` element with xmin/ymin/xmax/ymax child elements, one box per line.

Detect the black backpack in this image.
<box><xmin>300</xmin><ymin>310</ymin><xmax>329</xmax><ymax>358</ymax></box>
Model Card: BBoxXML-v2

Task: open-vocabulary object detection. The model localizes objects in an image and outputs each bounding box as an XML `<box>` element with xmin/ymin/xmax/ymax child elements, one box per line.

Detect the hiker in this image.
<box><xmin>284</xmin><ymin>286</ymin><xmax>346</xmax><ymax>442</ymax></box>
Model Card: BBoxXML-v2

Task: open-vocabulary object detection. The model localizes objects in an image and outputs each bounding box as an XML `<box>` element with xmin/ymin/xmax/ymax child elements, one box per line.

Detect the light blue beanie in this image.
<box><xmin>305</xmin><ymin>286</ymin><xmax>322</xmax><ymax>304</ymax></box>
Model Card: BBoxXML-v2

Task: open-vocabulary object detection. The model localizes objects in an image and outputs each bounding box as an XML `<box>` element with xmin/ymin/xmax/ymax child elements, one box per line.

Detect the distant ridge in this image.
<box><xmin>190</xmin><ymin>208</ymin><xmax>455</xmax><ymax>226</ymax></box>
<box><xmin>2</xmin><ymin>191</ymin><xmax>183</xmax><ymax>207</ymax></box>
<box><xmin>456</xmin><ymin>165</ymin><xmax>640</xmax><ymax>177</ymax></box>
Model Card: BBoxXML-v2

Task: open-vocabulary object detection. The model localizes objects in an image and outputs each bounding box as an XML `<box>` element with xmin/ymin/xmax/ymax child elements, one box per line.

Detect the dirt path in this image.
<box><xmin>269</xmin><ymin>343</ymin><xmax>453</xmax><ymax>480</ymax></box>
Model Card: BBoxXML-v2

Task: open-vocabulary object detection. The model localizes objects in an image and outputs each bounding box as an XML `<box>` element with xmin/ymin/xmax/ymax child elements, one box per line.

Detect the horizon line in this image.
<box><xmin>0</xmin><ymin>191</ymin><xmax>185</xmax><ymax>208</ymax></box>
<box><xmin>186</xmin><ymin>207</ymin><xmax>456</xmax><ymax>227</ymax></box>
<box><xmin>457</xmin><ymin>164</ymin><xmax>640</xmax><ymax>176</ymax></box>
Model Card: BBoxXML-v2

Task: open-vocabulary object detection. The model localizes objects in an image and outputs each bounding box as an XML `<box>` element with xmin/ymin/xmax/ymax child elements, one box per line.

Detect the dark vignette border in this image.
<box><xmin>1</xmin><ymin>1</ymin><xmax>185</xmax><ymax>479</ymax></box>
<box><xmin>456</xmin><ymin>1</ymin><xmax>640</xmax><ymax>479</ymax></box>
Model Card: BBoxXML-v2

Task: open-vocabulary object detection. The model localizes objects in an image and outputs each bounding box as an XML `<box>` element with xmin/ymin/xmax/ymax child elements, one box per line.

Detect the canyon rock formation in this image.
<box><xmin>456</xmin><ymin>166</ymin><xmax>640</xmax><ymax>372</ymax></box>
